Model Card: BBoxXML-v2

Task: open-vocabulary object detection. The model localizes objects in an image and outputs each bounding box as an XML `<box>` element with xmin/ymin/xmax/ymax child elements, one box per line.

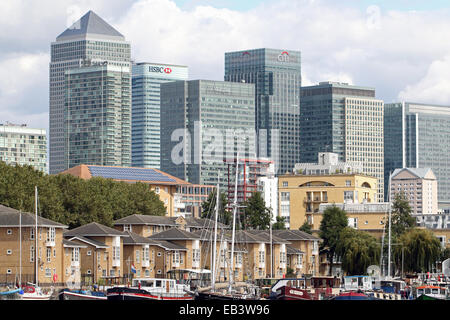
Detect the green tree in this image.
<box><xmin>299</xmin><ymin>220</ymin><xmax>312</xmax><ymax>234</ymax></box>
<box><xmin>319</xmin><ymin>205</ymin><xmax>348</xmax><ymax>275</ymax></box>
<box><xmin>242</xmin><ymin>192</ymin><xmax>271</xmax><ymax>230</ymax></box>
<box><xmin>336</xmin><ymin>227</ymin><xmax>380</xmax><ymax>275</ymax></box>
<box><xmin>393</xmin><ymin>228</ymin><xmax>442</xmax><ymax>273</ymax></box>
<box><xmin>272</xmin><ymin>216</ymin><xmax>287</xmax><ymax>230</ymax></box>
<box><xmin>201</xmin><ymin>190</ymin><xmax>231</xmax><ymax>225</ymax></box>
<box><xmin>389</xmin><ymin>191</ymin><xmax>416</xmax><ymax>238</ymax></box>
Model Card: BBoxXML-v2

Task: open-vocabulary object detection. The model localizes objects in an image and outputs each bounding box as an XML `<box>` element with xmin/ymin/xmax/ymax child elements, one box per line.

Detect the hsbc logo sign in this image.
<box><xmin>149</xmin><ymin>66</ymin><xmax>172</xmax><ymax>74</ymax></box>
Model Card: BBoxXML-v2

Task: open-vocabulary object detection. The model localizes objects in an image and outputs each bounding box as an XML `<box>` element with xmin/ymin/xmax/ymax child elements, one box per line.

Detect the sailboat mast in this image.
<box><xmin>387</xmin><ymin>172</ymin><xmax>392</xmax><ymax>279</ymax></box>
<box><xmin>228</xmin><ymin>154</ymin><xmax>239</xmax><ymax>294</ymax></box>
<box><xmin>211</xmin><ymin>177</ymin><xmax>220</xmax><ymax>292</ymax></box>
<box><xmin>35</xmin><ymin>186</ymin><xmax>38</xmax><ymax>287</ymax></box>
<box><xmin>19</xmin><ymin>209</ymin><xmax>22</xmax><ymax>287</ymax></box>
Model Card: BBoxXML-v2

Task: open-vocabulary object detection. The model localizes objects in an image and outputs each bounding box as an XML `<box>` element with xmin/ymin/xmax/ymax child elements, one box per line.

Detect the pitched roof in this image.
<box><xmin>64</xmin><ymin>222</ymin><xmax>126</xmax><ymax>237</ymax></box>
<box><xmin>149</xmin><ymin>240</ymin><xmax>187</xmax><ymax>251</ymax></box>
<box><xmin>272</xmin><ymin>229</ymin><xmax>319</xmax><ymax>241</ymax></box>
<box><xmin>183</xmin><ymin>217</ymin><xmax>228</xmax><ymax>229</ymax></box>
<box><xmin>114</xmin><ymin>214</ymin><xmax>177</xmax><ymax>226</ymax></box>
<box><xmin>0</xmin><ymin>204</ymin><xmax>68</xmax><ymax>228</ymax></box>
<box><xmin>63</xmin><ymin>239</ymin><xmax>88</xmax><ymax>248</ymax></box>
<box><xmin>57</xmin><ymin>10</ymin><xmax>124</xmax><ymax>41</ymax></box>
<box><xmin>286</xmin><ymin>245</ymin><xmax>304</xmax><ymax>255</ymax></box>
<box><xmin>65</xmin><ymin>235</ymin><xmax>109</xmax><ymax>248</ymax></box>
<box><xmin>392</xmin><ymin>167</ymin><xmax>434</xmax><ymax>180</ymax></box>
<box><xmin>148</xmin><ymin>227</ymin><xmax>200</xmax><ymax>241</ymax></box>
<box><xmin>244</xmin><ymin>230</ymin><xmax>291</xmax><ymax>244</ymax></box>
<box><xmin>122</xmin><ymin>231</ymin><xmax>156</xmax><ymax>245</ymax></box>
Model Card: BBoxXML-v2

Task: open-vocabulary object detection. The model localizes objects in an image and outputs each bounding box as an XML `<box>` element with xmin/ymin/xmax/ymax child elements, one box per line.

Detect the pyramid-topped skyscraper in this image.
<box><xmin>49</xmin><ymin>11</ymin><xmax>131</xmax><ymax>173</ymax></box>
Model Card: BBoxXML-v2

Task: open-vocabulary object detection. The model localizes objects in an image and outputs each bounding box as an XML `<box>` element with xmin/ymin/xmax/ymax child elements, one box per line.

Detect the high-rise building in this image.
<box><xmin>224</xmin><ymin>48</ymin><xmax>301</xmax><ymax>175</ymax></box>
<box><xmin>160</xmin><ymin>80</ymin><xmax>256</xmax><ymax>188</ymax></box>
<box><xmin>300</xmin><ymin>82</ymin><xmax>384</xmax><ymax>201</ymax></box>
<box><xmin>49</xmin><ymin>10</ymin><xmax>131</xmax><ymax>173</ymax></box>
<box><xmin>0</xmin><ymin>123</ymin><xmax>47</xmax><ymax>173</ymax></box>
<box><xmin>384</xmin><ymin>102</ymin><xmax>450</xmax><ymax>207</ymax></box>
<box><xmin>132</xmin><ymin>63</ymin><xmax>188</xmax><ymax>169</ymax></box>
<box><xmin>65</xmin><ymin>63</ymin><xmax>131</xmax><ymax>169</ymax></box>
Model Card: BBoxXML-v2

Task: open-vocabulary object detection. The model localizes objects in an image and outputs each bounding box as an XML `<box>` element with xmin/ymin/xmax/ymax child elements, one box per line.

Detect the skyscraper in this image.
<box><xmin>0</xmin><ymin>123</ymin><xmax>47</xmax><ymax>173</ymax></box>
<box><xmin>384</xmin><ymin>102</ymin><xmax>450</xmax><ymax>207</ymax></box>
<box><xmin>224</xmin><ymin>48</ymin><xmax>301</xmax><ymax>174</ymax></box>
<box><xmin>132</xmin><ymin>62</ymin><xmax>188</xmax><ymax>169</ymax></box>
<box><xmin>49</xmin><ymin>10</ymin><xmax>131</xmax><ymax>173</ymax></box>
<box><xmin>300</xmin><ymin>82</ymin><xmax>384</xmax><ymax>201</ymax></box>
<box><xmin>160</xmin><ymin>80</ymin><xmax>256</xmax><ymax>188</ymax></box>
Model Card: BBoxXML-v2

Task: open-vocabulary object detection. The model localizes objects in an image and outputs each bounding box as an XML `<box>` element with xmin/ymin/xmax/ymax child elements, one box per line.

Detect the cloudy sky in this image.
<box><xmin>1</xmin><ymin>0</ymin><xmax>450</xmax><ymax>133</ymax></box>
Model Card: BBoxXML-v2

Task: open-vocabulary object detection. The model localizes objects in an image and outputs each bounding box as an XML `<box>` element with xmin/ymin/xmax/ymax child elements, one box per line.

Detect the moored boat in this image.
<box><xmin>107</xmin><ymin>278</ymin><xmax>193</xmax><ymax>301</ymax></box>
<box><xmin>330</xmin><ymin>291</ymin><xmax>375</xmax><ymax>300</ymax></box>
<box><xmin>414</xmin><ymin>285</ymin><xmax>449</xmax><ymax>300</ymax></box>
<box><xmin>58</xmin><ymin>288</ymin><xmax>107</xmax><ymax>300</ymax></box>
<box><xmin>20</xmin><ymin>284</ymin><xmax>53</xmax><ymax>300</ymax></box>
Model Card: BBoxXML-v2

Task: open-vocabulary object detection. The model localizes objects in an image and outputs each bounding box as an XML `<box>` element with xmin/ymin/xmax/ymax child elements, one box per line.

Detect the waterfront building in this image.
<box><xmin>0</xmin><ymin>204</ymin><xmax>68</xmax><ymax>286</ymax></box>
<box><xmin>278</xmin><ymin>171</ymin><xmax>378</xmax><ymax>230</ymax></box>
<box><xmin>300</xmin><ymin>82</ymin><xmax>384</xmax><ymax>201</ymax></box>
<box><xmin>65</xmin><ymin>62</ymin><xmax>131</xmax><ymax>169</ymax></box>
<box><xmin>49</xmin><ymin>10</ymin><xmax>131</xmax><ymax>174</ymax></box>
<box><xmin>224</xmin><ymin>48</ymin><xmax>302</xmax><ymax>175</ymax></box>
<box><xmin>63</xmin><ymin>222</ymin><xmax>127</xmax><ymax>285</ymax></box>
<box><xmin>160</xmin><ymin>80</ymin><xmax>256</xmax><ymax>189</ymax></box>
<box><xmin>60</xmin><ymin>164</ymin><xmax>212</xmax><ymax>217</ymax></box>
<box><xmin>384</xmin><ymin>102</ymin><xmax>450</xmax><ymax>208</ymax></box>
<box><xmin>414</xmin><ymin>214</ymin><xmax>450</xmax><ymax>249</ymax></box>
<box><xmin>0</xmin><ymin>123</ymin><xmax>47</xmax><ymax>173</ymax></box>
<box><xmin>390</xmin><ymin>168</ymin><xmax>438</xmax><ymax>215</ymax></box>
<box><xmin>257</xmin><ymin>162</ymin><xmax>278</xmax><ymax>223</ymax></box>
<box><xmin>131</xmin><ymin>62</ymin><xmax>188</xmax><ymax>169</ymax></box>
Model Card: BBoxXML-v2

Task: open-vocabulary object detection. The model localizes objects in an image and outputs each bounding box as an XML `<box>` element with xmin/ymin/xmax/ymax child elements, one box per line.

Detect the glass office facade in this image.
<box><xmin>64</xmin><ymin>64</ymin><xmax>131</xmax><ymax>169</ymax></box>
<box><xmin>160</xmin><ymin>80</ymin><xmax>256</xmax><ymax>189</ymax></box>
<box><xmin>131</xmin><ymin>63</ymin><xmax>188</xmax><ymax>169</ymax></box>
<box><xmin>0</xmin><ymin>124</ymin><xmax>47</xmax><ymax>173</ymax></box>
<box><xmin>301</xmin><ymin>82</ymin><xmax>384</xmax><ymax>201</ymax></box>
<box><xmin>384</xmin><ymin>102</ymin><xmax>450</xmax><ymax>207</ymax></box>
<box><xmin>224</xmin><ymin>48</ymin><xmax>301</xmax><ymax>174</ymax></box>
<box><xmin>49</xmin><ymin>11</ymin><xmax>130</xmax><ymax>173</ymax></box>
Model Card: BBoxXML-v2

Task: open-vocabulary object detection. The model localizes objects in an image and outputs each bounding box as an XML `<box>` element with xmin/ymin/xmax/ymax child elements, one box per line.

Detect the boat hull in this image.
<box><xmin>107</xmin><ymin>287</ymin><xmax>193</xmax><ymax>301</ymax></box>
<box><xmin>270</xmin><ymin>286</ymin><xmax>313</xmax><ymax>300</ymax></box>
<box><xmin>59</xmin><ymin>289</ymin><xmax>107</xmax><ymax>301</ymax></box>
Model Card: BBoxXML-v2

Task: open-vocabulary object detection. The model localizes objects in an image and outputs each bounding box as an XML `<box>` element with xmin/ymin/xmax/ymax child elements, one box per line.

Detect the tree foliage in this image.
<box><xmin>272</xmin><ymin>216</ymin><xmax>287</xmax><ymax>230</ymax></box>
<box><xmin>299</xmin><ymin>220</ymin><xmax>312</xmax><ymax>234</ymax></box>
<box><xmin>201</xmin><ymin>190</ymin><xmax>231</xmax><ymax>225</ymax></box>
<box><xmin>389</xmin><ymin>191</ymin><xmax>416</xmax><ymax>238</ymax></box>
<box><xmin>336</xmin><ymin>227</ymin><xmax>380</xmax><ymax>275</ymax></box>
<box><xmin>319</xmin><ymin>205</ymin><xmax>348</xmax><ymax>275</ymax></box>
<box><xmin>0</xmin><ymin>161</ymin><xmax>167</xmax><ymax>228</ymax></box>
<box><xmin>393</xmin><ymin>228</ymin><xmax>442</xmax><ymax>273</ymax></box>
<box><xmin>242</xmin><ymin>192</ymin><xmax>271</xmax><ymax>230</ymax></box>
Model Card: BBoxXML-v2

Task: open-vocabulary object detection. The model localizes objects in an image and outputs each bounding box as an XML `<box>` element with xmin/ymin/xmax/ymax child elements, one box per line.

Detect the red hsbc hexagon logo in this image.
<box><xmin>164</xmin><ymin>67</ymin><xmax>172</xmax><ymax>74</ymax></box>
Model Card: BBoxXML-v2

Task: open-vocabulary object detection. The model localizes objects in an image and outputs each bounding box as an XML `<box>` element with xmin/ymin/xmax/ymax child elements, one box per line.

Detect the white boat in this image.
<box><xmin>20</xmin><ymin>283</ymin><xmax>53</xmax><ymax>300</ymax></box>
<box><xmin>106</xmin><ymin>278</ymin><xmax>193</xmax><ymax>300</ymax></box>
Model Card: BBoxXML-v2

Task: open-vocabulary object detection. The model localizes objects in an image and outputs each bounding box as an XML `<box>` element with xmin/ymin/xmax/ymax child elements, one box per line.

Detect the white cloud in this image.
<box><xmin>398</xmin><ymin>54</ymin><xmax>450</xmax><ymax>105</ymax></box>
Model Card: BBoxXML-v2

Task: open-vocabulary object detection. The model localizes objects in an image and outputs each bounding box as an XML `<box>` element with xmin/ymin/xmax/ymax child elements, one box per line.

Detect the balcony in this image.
<box><xmin>112</xmin><ymin>259</ymin><xmax>120</xmax><ymax>267</ymax></box>
<box><xmin>142</xmin><ymin>260</ymin><xmax>149</xmax><ymax>268</ymax></box>
<box><xmin>45</xmin><ymin>240</ymin><xmax>55</xmax><ymax>247</ymax></box>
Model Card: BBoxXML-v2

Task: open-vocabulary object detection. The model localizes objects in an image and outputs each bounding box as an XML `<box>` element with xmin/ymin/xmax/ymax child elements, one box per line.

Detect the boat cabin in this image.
<box><xmin>131</xmin><ymin>278</ymin><xmax>188</xmax><ymax>294</ymax></box>
<box><xmin>343</xmin><ymin>276</ymin><xmax>372</xmax><ymax>291</ymax></box>
<box><xmin>415</xmin><ymin>285</ymin><xmax>448</xmax><ymax>300</ymax></box>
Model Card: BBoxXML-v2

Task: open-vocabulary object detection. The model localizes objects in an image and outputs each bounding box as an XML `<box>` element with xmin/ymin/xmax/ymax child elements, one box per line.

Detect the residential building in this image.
<box><xmin>0</xmin><ymin>123</ymin><xmax>47</xmax><ymax>173</ymax></box>
<box><xmin>390</xmin><ymin>168</ymin><xmax>438</xmax><ymax>214</ymax></box>
<box><xmin>224</xmin><ymin>48</ymin><xmax>302</xmax><ymax>175</ymax></box>
<box><xmin>300</xmin><ymin>82</ymin><xmax>384</xmax><ymax>201</ymax></box>
<box><xmin>257</xmin><ymin>162</ymin><xmax>278</xmax><ymax>223</ymax></box>
<box><xmin>175</xmin><ymin>184</ymin><xmax>215</xmax><ymax>218</ymax></box>
<box><xmin>64</xmin><ymin>62</ymin><xmax>131</xmax><ymax>169</ymax></box>
<box><xmin>59</xmin><ymin>164</ymin><xmax>190</xmax><ymax>216</ymax></box>
<box><xmin>160</xmin><ymin>80</ymin><xmax>256</xmax><ymax>189</ymax></box>
<box><xmin>317</xmin><ymin>203</ymin><xmax>390</xmax><ymax>239</ymax></box>
<box><xmin>384</xmin><ymin>102</ymin><xmax>450</xmax><ymax>208</ymax></box>
<box><xmin>49</xmin><ymin>10</ymin><xmax>131</xmax><ymax>174</ymax></box>
<box><xmin>0</xmin><ymin>204</ymin><xmax>68</xmax><ymax>286</ymax></box>
<box><xmin>63</xmin><ymin>222</ymin><xmax>127</xmax><ymax>285</ymax></box>
<box><xmin>132</xmin><ymin>62</ymin><xmax>188</xmax><ymax>169</ymax></box>
<box><xmin>278</xmin><ymin>172</ymin><xmax>378</xmax><ymax>230</ymax></box>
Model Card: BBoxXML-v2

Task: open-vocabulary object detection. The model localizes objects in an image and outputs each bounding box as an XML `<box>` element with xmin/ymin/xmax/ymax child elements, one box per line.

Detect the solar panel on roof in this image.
<box><xmin>88</xmin><ymin>166</ymin><xmax>176</xmax><ymax>182</ymax></box>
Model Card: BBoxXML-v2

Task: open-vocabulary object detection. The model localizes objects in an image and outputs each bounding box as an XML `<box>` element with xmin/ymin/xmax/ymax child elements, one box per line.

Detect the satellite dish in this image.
<box><xmin>443</xmin><ymin>258</ymin><xmax>450</xmax><ymax>277</ymax></box>
<box><xmin>367</xmin><ymin>265</ymin><xmax>381</xmax><ymax>277</ymax></box>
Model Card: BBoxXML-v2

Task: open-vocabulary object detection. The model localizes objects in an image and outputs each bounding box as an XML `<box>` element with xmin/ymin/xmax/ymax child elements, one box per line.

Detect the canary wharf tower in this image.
<box><xmin>49</xmin><ymin>11</ymin><xmax>131</xmax><ymax>173</ymax></box>
<box><xmin>225</xmin><ymin>48</ymin><xmax>301</xmax><ymax>174</ymax></box>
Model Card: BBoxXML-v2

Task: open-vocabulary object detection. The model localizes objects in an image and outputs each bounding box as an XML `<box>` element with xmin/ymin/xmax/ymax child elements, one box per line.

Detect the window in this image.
<box><xmin>345</xmin><ymin>180</ymin><xmax>351</xmax><ymax>186</ymax></box>
<box><xmin>7</xmin><ymin>249</ymin><xmax>12</xmax><ymax>255</ymax></box>
<box><xmin>155</xmin><ymin>187</ymin><xmax>160</xmax><ymax>194</ymax></box>
<box><xmin>259</xmin><ymin>250</ymin><xmax>265</xmax><ymax>264</ymax></box>
<box><xmin>123</xmin><ymin>225</ymin><xmax>132</xmax><ymax>232</ymax></box>
<box><xmin>87</xmin><ymin>250</ymin><xmax>92</xmax><ymax>256</ymax></box>
<box><xmin>282</xmin><ymin>181</ymin><xmax>288</xmax><ymax>187</ymax></box>
<box><xmin>7</xmin><ymin>229</ymin><xmax>12</xmax><ymax>235</ymax></box>
<box><xmin>45</xmin><ymin>268</ymin><xmax>51</xmax><ymax>277</ymax></box>
<box><xmin>30</xmin><ymin>246</ymin><xmax>34</xmax><ymax>262</ymax></box>
<box><xmin>173</xmin><ymin>251</ymin><xmax>180</xmax><ymax>264</ymax></box>
<box><xmin>281</xmin><ymin>192</ymin><xmax>290</xmax><ymax>201</ymax></box>
<box><xmin>47</xmin><ymin>248</ymin><xmax>51</xmax><ymax>262</ymax></box>
<box><xmin>47</xmin><ymin>227</ymin><xmax>55</xmax><ymax>242</ymax></box>
<box><xmin>72</xmin><ymin>248</ymin><xmax>79</xmax><ymax>262</ymax></box>
<box><xmin>136</xmin><ymin>250</ymin><xmax>140</xmax><ymax>264</ymax></box>
<box><xmin>30</xmin><ymin>228</ymin><xmax>35</xmax><ymax>240</ymax></box>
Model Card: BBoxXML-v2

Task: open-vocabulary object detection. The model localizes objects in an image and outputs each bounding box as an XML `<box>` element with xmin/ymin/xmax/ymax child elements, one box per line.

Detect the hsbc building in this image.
<box><xmin>132</xmin><ymin>62</ymin><xmax>188</xmax><ymax>169</ymax></box>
